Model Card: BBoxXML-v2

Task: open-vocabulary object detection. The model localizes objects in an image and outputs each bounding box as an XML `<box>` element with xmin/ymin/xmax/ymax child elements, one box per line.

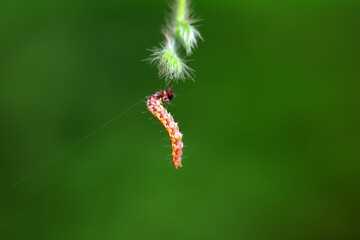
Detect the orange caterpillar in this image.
<box><xmin>147</xmin><ymin>88</ymin><xmax>183</xmax><ymax>169</ymax></box>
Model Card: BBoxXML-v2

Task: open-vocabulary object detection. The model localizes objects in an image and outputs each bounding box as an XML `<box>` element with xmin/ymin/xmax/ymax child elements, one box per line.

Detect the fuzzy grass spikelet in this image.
<box><xmin>175</xmin><ymin>20</ymin><xmax>202</xmax><ymax>55</ymax></box>
<box><xmin>148</xmin><ymin>0</ymin><xmax>202</xmax><ymax>83</ymax></box>
<box><xmin>149</xmin><ymin>37</ymin><xmax>192</xmax><ymax>82</ymax></box>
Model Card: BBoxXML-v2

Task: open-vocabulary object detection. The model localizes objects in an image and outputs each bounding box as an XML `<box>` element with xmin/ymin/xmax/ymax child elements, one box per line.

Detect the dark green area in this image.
<box><xmin>1</xmin><ymin>0</ymin><xmax>359</xmax><ymax>239</ymax></box>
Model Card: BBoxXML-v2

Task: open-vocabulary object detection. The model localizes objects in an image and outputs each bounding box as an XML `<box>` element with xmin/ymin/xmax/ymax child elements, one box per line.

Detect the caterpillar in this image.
<box><xmin>147</xmin><ymin>88</ymin><xmax>183</xmax><ymax>169</ymax></box>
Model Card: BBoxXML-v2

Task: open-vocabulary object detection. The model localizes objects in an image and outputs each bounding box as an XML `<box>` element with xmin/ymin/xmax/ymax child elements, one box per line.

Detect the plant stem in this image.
<box><xmin>177</xmin><ymin>0</ymin><xmax>186</xmax><ymax>21</ymax></box>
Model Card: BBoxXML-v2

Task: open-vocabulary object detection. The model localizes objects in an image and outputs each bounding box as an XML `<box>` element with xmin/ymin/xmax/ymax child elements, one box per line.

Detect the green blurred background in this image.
<box><xmin>1</xmin><ymin>0</ymin><xmax>359</xmax><ymax>239</ymax></box>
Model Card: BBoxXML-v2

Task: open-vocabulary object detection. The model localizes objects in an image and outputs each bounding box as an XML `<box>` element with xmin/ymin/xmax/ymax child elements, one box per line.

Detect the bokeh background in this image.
<box><xmin>1</xmin><ymin>0</ymin><xmax>359</xmax><ymax>239</ymax></box>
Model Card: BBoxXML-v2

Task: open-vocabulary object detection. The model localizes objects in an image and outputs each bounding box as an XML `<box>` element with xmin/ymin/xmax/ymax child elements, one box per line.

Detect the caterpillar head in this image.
<box><xmin>158</xmin><ymin>88</ymin><xmax>174</xmax><ymax>102</ymax></box>
<box><xmin>147</xmin><ymin>88</ymin><xmax>174</xmax><ymax>103</ymax></box>
<box><xmin>166</xmin><ymin>88</ymin><xmax>174</xmax><ymax>101</ymax></box>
